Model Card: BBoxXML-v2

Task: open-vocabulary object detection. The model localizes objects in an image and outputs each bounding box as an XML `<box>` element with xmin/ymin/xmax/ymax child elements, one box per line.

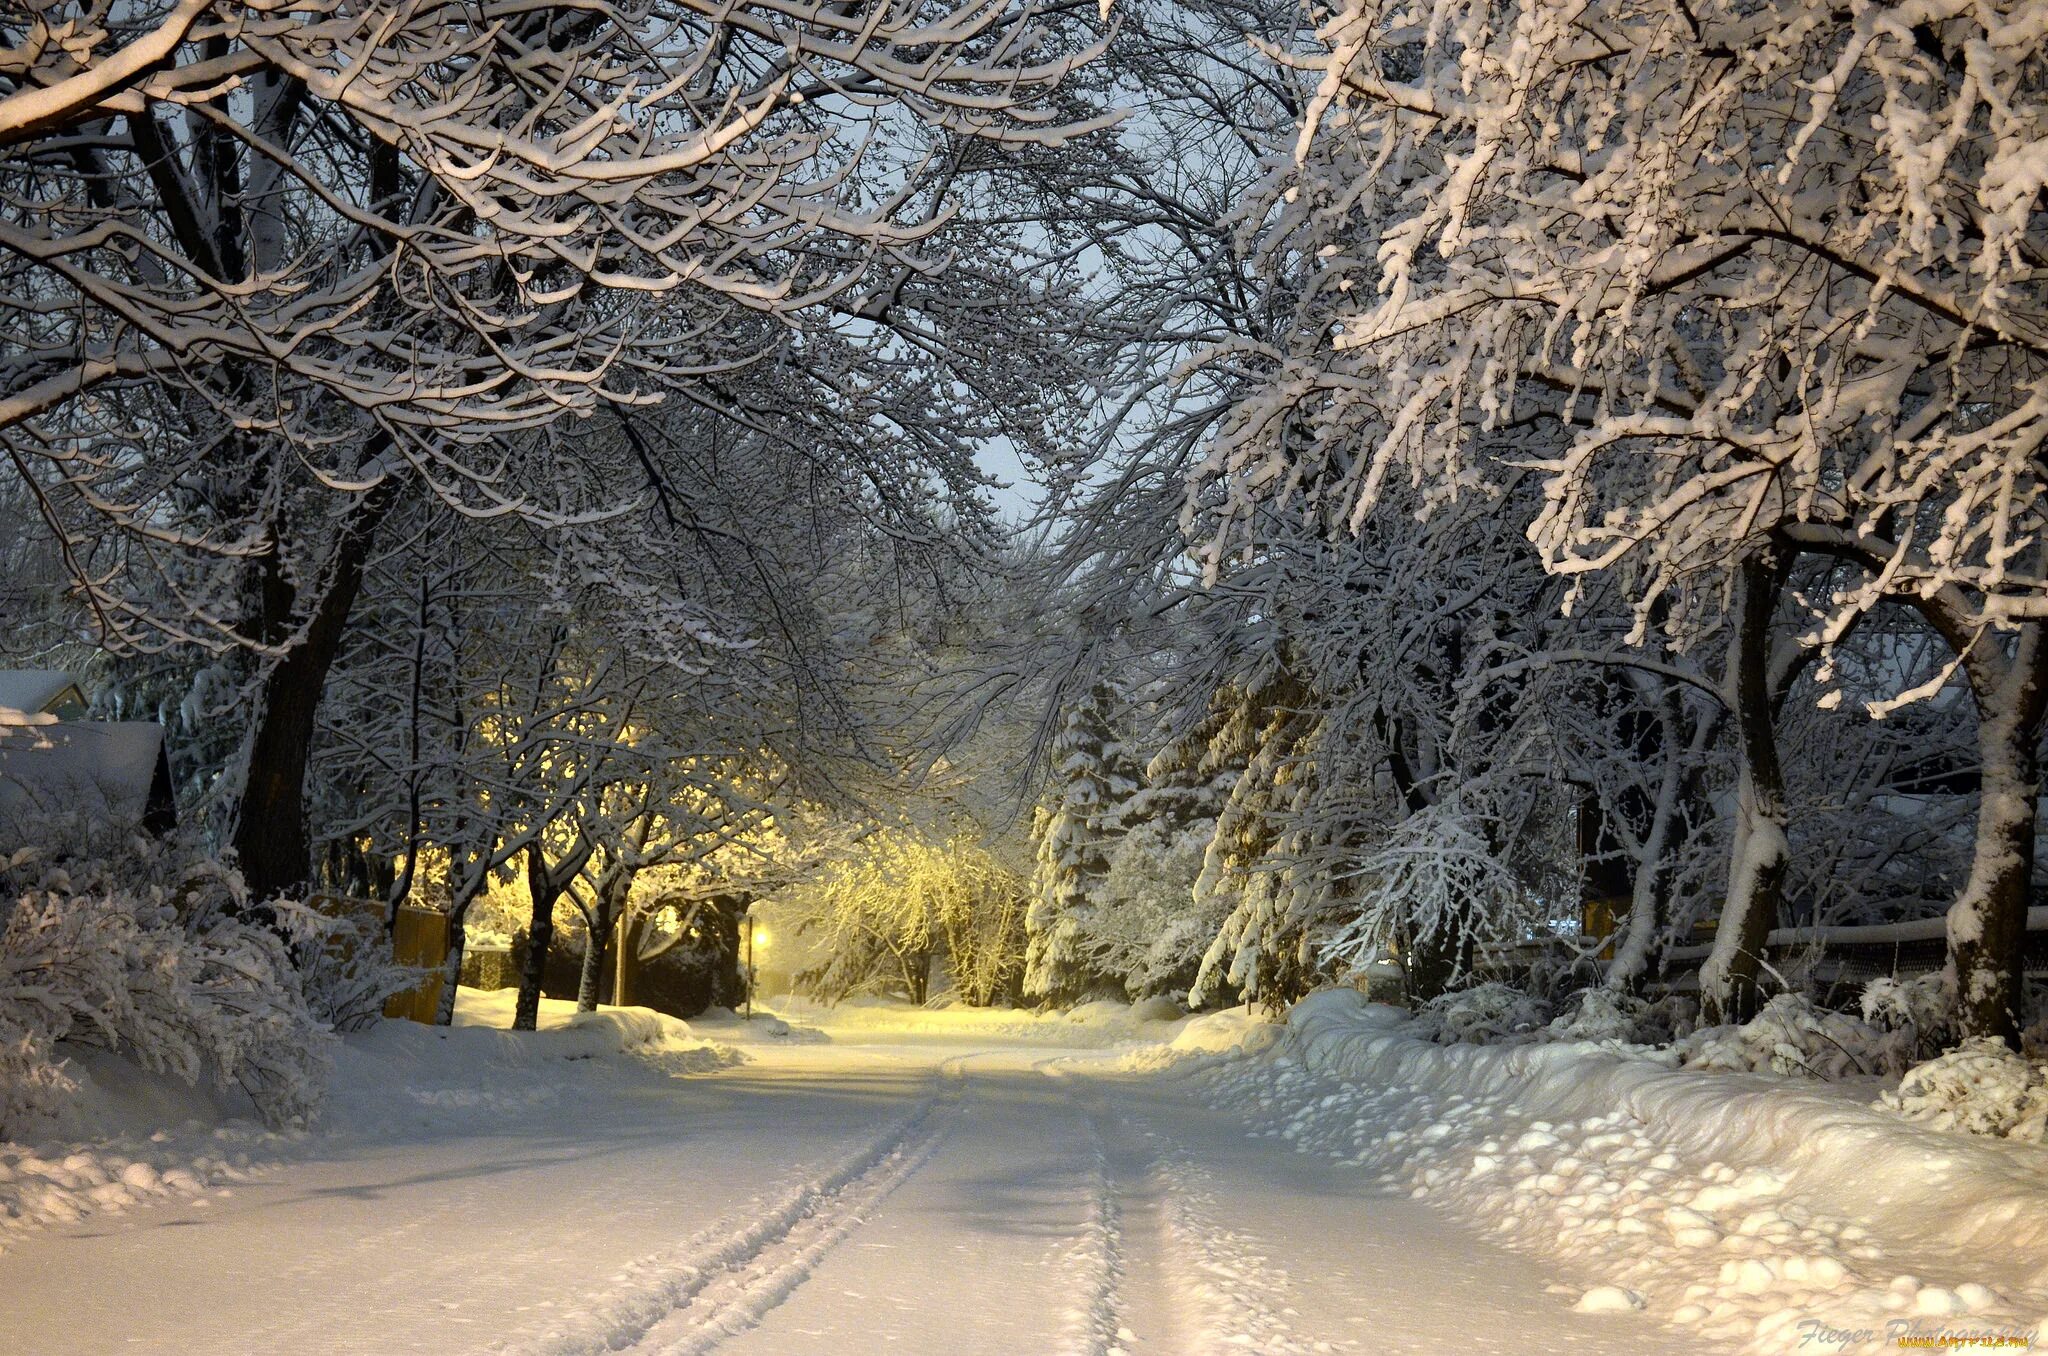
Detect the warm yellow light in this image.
<box><xmin>752</xmin><ymin>926</ymin><xmax>769</xmax><ymax>949</ymax></box>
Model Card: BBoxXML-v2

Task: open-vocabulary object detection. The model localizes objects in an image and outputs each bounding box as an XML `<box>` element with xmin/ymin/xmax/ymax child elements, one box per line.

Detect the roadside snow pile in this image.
<box><xmin>1168</xmin><ymin>1006</ymin><xmax>1281</xmax><ymax>1056</ymax></box>
<box><xmin>327</xmin><ymin>989</ymin><xmax>744</xmax><ymax>1136</ymax></box>
<box><xmin>0</xmin><ymin>1123</ymin><xmax>273</xmax><ymax>1243</ymax></box>
<box><xmin>1880</xmin><ymin>1039</ymin><xmax>2048</xmax><ymax>1144</ymax></box>
<box><xmin>0</xmin><ymin>1045</ymin><xmax>282</xmax><ymax>1241</ymax></box>
<box><xmin>1679</xmin><ymin>994</ymin><xmax>1917</xmax><ymax>1079</ymax></box>
<box><xmin>0</xmin><ymin>981</ymin><xmax>744</xmax><ymax>1241</ymax></box>
<box><xmin>450</xmin><ymin>988</ymin><xmax>742</xmax><ymax>1070</ymax></box>
<box><xmin>1205</xmin><ymin>990</ymin><xmax>2048</xmax><ymax>1354</ymax></box>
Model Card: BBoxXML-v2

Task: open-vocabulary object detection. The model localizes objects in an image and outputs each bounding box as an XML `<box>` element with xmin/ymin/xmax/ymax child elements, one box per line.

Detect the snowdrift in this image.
<box><xmin>1285</xmin><ymin>990</ymin><xmax>2048</xmax><ymax>1282</ymax></box>
<box><xmin>3</xmin><ymin>989</ymin><xmax>742</xmax><ymax>1242</ymax></box>
<box><xmin>1238</xmin><ymin>990</ymin><xmax>2048</xmax><ymax>1350</ymax></box>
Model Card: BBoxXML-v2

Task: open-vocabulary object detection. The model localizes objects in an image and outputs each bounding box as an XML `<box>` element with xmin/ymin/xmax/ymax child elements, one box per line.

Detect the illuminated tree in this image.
<box><xmin>791</xmin><ymin>830</ymin><xmax>1028</xmax><ymax>1006</ymax></box>
<box><xmin>0</xmin><ymin>0</ymin><xmax>1109</xmax><ymax>902</ymax></box>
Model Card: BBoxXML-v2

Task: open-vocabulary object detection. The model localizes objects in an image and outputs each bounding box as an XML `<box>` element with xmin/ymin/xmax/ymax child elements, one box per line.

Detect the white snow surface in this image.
<box><xmin>0</xmin><ymin>986</ymin><xmax>2043</xmax><ymax>1354</ymax></box>
<box><xmin>1262</xmin><ymin>991</ymin><xmax>2048</xmax><ymax>1352</ymax></box>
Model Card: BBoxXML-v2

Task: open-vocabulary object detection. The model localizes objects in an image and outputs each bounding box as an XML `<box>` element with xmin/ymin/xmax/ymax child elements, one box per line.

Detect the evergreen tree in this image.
<box><xmin>1024</xmin><ymin>681</ymin><xmax>1140</xmax><ymax>1002</ymax></box>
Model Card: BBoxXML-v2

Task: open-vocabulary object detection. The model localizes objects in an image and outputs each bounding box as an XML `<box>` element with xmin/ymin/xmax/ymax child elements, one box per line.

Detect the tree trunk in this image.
<box><xmin>1700</xmin><ymin>556</ymin><xmax>1791</xmax><ymax>1026</ymax></box>
<box><xmin>515</xmin><ymin>910</ymin><xmax>556</xmax><ymax>1032</ymax></box>
<box><xmin>1608</xmin><ymin>687</ymin><xmax>1700</xmax><ymax>992</ymax></box>
<box><xmin>1403</xmin><ymin>919</ymin><xmax>1473</xmax><ymax>1004</ymax></box>
<box><xmin>233</xmin><ymin>478</ymin><xmax>394</xmax><ymax>903</ymax></box>
<box><xmin>435</xmin><ymin>912</ymin><xmax>468</xmax><ymax>1027</ymax></box>
<box><xmin>903</xmin><ymin>950</ymin><xmax>932</xmax><ymax>1006</ymax></box>
<box><xmin>576</xmin><ymin>930</ymin><xmax>606</xmax><ymax>1013</ymax></box>
<box><xmin>514</xmin><ymin>835</ymin><xmax>596</xmax><ymax>1031</ymax></box>
<box><xmin>578</xmin><ymin>869</ymin><xmax>635</xmax><ymax>1012</ymax></box>
<box><xmin>1950</xmin><ymin>627</ymin><xmax>2048</xmax><ymax>1047</ymax></box>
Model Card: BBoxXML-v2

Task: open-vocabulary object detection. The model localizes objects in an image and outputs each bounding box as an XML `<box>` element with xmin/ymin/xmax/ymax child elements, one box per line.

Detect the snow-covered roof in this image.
<box><xmin>0</xmin><ymin>721</ymin><xmax>171</xmax><ymax>832</ymax></box>
<box><xmin>0</xmin><ymin>670</ymin><xmax>87</xmax><ymax>724</ymax></box>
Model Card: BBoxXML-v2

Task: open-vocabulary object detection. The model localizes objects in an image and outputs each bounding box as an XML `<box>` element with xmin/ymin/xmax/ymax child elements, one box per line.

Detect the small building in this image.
<box><xmin>0</xmin><ymin>671</ymin><xmax>176</xmax><ymax>840</ymax></box>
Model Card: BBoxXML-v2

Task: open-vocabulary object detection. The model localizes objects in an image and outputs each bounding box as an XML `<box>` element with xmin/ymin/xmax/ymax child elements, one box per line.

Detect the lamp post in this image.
<box><xmin>744</xmin><ymin>917</ymin><xmax>768</xmax><ymax>1019</ymax></box>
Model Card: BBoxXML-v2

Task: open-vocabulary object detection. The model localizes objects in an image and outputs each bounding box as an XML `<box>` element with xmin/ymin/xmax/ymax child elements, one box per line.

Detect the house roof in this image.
<box><xmin>0</xmin><ymin>670</ymin><xmax>87</xmax><ymax>724</ymax></box>
<box><xmin>0</xmin><ymin>722</ymin><xmax>169</xmax><ymax>831</ymax></box>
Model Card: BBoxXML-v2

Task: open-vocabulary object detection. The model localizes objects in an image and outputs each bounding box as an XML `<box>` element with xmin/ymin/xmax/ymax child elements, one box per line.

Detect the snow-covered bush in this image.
<box><xmin>1879</xmin><ymin>1039</ymin><xmax>2048</xmax><ymax>1144</ymax></box>
<box><xmin>1413</xmin><ymin>982</ymin><xmax>1552</xmax><ymax>1046</ymax></box>
<box><xmin>1679</xmin><ymin>994</ymin><xmax>1915</xmax><ymax>1080</ymax></box>
<box><xmin>2007</xmin><ymin>979</ymin><xmax>2048</xmax><ymax>1058</ymax></box>
<box><xmin>0</xmin><ymin>842</ymin><xmax>334</xmax><ymax>1139</ymax></box>
<box><xmin>1545</xmin><ymin>988</ymin><xmax>1659</xmax><ymax>1045</ymax></box>
<box><xmin>1318</xmin><ymin>801</ymin><xmax>1535</xmax><ymax>997</ymax></box>
<box><xmin>1860</xmin><ymin>972</ymin><xmax>1956</xmax><ymax>1061</ymax></box>
<box><xmin>277</xmin><ymin>901</ymin><xmax>420</xmax><ymax>1034</ymax></box>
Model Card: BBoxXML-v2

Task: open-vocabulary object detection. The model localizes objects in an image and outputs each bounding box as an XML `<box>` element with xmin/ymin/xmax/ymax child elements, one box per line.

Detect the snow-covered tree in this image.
<box><xmin>1024</xmin><ymin>681</ymin><xmax>1140</xmax><ymax>1002</ymax></box>
<box><xmin>1184</xmin><ymin>0</ymin><xmax>2048</xmax><ymax>1043</ymax></box>
<box><xmin>791</xmin><ymin>830</ymin><xmax>1027</xmax><ymax>1006</ymax></box>
<box><xmin>0</xmin><ymin>0</ymin><xmax>1111</xmax><ymax>903</ymax></box>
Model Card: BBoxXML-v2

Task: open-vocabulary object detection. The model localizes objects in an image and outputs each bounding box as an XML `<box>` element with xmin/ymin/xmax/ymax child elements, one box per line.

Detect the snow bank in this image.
<box><xmin>3</xmin><ymin>989</ymin><xmax>743</xmax><ymax>1241</ymax></box>
<box><xmin>449</xmin><ymin>988</ymin><xmax>740</xmax><ymax>1064</ymax></box>
<box><xmin>1168</xmin><ymin>1006</ymin><xmax>1282</xmax><ymax>1056</ymax></box>
<box><xmin>1219</xmin><ymin>990</ymin><xmax>2048</xmax><ymax>1352</ymax></box>
<box><xmin>328</xmin><ymin>990</ymin><xmax>744</xmax><ymax>1134</ymax></box>
<box><xmin>0</xmin><ymin>1046</ymin><xmax>281</xmax><ymax>1243</ymax></box>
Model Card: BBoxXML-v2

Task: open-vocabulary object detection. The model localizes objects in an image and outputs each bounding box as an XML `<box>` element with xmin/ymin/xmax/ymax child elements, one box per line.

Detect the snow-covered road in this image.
<box><xmin>0</xmin><ymin>1001</ymin><xmax>1703</xmax><ymax>1356</ymax></box>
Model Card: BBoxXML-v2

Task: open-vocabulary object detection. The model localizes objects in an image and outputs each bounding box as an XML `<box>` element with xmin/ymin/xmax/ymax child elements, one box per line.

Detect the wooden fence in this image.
<box><xmin>385</xmin><ymin>906</ymin><xmax>451</xmax><ymax>1023</ymax></box>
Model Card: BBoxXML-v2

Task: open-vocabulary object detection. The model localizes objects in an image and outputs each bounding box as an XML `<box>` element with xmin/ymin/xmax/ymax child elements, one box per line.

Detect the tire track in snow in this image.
<box><xmin>1056</xmin><ymin>1089</ymin><xmax>1129</xmax><ymax>1356</ymax></box>
<box><xmin>1049</xmin><ymin>1064</ymin><xmax>1315</xmax><ymax>1356</ymax></box>
<box><xmin>499</xmin><ymin>1063</ymin><xmax>965</xmax><ymax>1356</ymax></box>
<box><xmin>1144</xmin><ymin>1136</ymin><xmax>1318</xmax><ymax>1356</ymax></box>
<box><xmin>621</xmin><ymin>1116</ymin><xmax>950</xmax><ymax>1355</ymax></box>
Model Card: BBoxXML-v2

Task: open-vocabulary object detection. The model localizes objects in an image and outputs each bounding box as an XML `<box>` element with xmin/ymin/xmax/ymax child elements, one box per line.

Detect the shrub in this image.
<box><xmin>1878</xmin><ymin>1038</ymin><xmax>2048</xmax><ymax>1143</ymax></box>
<box><xmin>0</xmin><ymin>840</ymin><xmax>334</xmax><ymax>1139</ymax></box>
<box><xmin>1679</xmin><ymin>993</ymin><xmax>1915</xmax><ymax>1080</ymax></box>
<box><xmin>1413</xmin><ymin>981</ymin><xmax>1553</xmax><ymax>1045</ymax></box>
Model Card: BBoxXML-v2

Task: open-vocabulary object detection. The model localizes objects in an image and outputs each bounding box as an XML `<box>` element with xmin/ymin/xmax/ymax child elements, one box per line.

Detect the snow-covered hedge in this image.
<box><xmin>1545</xmin><ymin>987</ymin><xmax>1672</xmax><ymax>1044</ymax></box>
<box><xmin>1403</xmin><ymin>980</ymin><xmax>1944</xmax><ymax>1080</ymax></box>
<box><xmin>1408</xmin><ymin>982</ymin><xmax>1689</xmax><ymax>1049</ymax></box>
<box><xmin>0</xmin><ymin>841</ymin><xmax>334</xmax><ymax>1139</ymax></box>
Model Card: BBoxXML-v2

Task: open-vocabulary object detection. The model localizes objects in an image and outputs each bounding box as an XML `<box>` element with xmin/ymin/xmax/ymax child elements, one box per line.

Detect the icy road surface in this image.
<box><xmin>0</xmin><ymin>1000</ymin><xmax>1702</xmax><ymax>1356</ymax></box>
